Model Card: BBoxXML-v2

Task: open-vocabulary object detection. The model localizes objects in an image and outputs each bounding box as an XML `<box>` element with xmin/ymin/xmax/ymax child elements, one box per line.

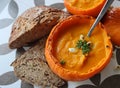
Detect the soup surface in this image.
<box><xmin>54</xmin><ymin>21</ymin><xmax>106</xmax><ymax>73</ymax></box>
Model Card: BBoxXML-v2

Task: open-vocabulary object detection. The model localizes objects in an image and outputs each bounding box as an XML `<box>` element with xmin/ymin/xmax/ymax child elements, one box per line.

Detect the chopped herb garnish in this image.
<box><xmin>60</xmin><ymin>60</ymin><xmax>66</xmax><ymax>65</ymax></box>
<box><xmin>76</xmin><ymin>40</ymin><xmax>83</xmax><ymax>49</ymax></box>
<box><xmin>76</xmin><ymin>35</ymin><xmax>92</xmax><ymax>55</ymax></box>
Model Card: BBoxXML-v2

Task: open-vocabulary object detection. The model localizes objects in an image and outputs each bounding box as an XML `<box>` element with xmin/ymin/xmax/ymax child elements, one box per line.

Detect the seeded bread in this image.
<box><xmin>11</xmin><ymin>36</ymin><xmax>66</xmax><ymax>87</ymax></box>
<box><xmin>9</xmin><ymin>6</ymin><xmax>70</xmax><ymax>49</ymax></box>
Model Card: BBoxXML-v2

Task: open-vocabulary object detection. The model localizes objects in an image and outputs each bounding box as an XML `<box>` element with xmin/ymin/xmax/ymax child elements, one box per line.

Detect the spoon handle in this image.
<box><xmin>87</xmin><ymin>0</ymin><xmax>114</xmax><ymax>37</ymax></box>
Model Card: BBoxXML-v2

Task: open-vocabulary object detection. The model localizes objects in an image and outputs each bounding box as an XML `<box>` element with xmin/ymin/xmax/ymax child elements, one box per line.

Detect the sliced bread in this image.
<box><xmin>11</xmin><ymin>36</ymin><xmax>66</xmax><ymax>87</ymax></box>
<box><xmin>9</xmin><ymin>6</ymin><xmax>70</xmax><ymax>49</ymax></box>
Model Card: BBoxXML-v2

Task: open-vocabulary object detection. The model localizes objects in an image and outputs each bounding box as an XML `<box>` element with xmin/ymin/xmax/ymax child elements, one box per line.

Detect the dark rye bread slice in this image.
<box><xmin>9</xmin><ymin>6</ymin><xmax>70</xmax><ymax>49</ymax></box>
<box><xmin>11</xmin><ymin>36</ymin><xmax>66</xmax><ymax>87</ymax></box>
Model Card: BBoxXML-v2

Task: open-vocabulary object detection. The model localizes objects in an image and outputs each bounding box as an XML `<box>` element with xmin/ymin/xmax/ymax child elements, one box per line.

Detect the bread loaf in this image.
<box><xmin>11</xmin><ymin>36</ymin><xmax>66</xmax><ymax>87</ymax></box>
<box><xmin>9</xmin><ymin>6</ymin><xmax>70</xmax><ymax>49</ymax></box>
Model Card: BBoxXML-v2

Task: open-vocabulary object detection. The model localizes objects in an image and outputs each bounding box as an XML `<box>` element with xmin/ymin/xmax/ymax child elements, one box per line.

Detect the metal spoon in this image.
<box><xmin>87</xmin><ymin>0</ymin><xmax>114</xmax><ymax>37</ymax></box>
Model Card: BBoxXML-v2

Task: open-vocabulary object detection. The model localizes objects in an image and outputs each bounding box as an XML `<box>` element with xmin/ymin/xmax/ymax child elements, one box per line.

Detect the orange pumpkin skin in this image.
<box><xmin>64</xmin><ymin>0</ymin><xmax>106</xmax><ymax>17</ymax></box>
<box><xmin>45</xmin><ymin>15</ymin><xmax>113</xmax><ymax>81</ymax></box>
<box><xmin>102</xmin><ymin>7</ymin><xmax>120</xmax><ymax>46</ymax></box>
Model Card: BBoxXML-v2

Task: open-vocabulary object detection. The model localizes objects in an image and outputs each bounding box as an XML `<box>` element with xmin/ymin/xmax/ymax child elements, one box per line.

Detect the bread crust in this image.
<box><xmin>9</xmin><ymin>6</ymin><xmax>70</xmax><ymax>49</ymax></box>
<box><xmin>11</xmin><ymin>36</ymin><xmax>66</xmax><ymax>87</ymax></box>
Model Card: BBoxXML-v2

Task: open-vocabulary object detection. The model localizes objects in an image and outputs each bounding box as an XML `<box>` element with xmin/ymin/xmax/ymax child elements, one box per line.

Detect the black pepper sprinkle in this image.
<box><xmin>106</xmin><ymin>45</ymin><xmax>109</xmax><ymax>48</ymax></box>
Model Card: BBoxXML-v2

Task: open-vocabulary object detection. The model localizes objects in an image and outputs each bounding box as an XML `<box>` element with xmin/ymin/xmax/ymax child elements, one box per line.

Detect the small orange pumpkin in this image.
<box><xmin>102</xmin><ymin>7</ymin><xmax>120</xmax><ymax>46</ymax></box>
<box><xmin>45</xmin><ymin>15</ymin><xmax>113</xmax><ymax>81</ymax></box>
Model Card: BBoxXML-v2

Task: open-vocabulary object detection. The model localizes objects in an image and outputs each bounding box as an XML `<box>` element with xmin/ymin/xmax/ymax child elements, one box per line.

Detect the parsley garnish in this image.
<box><xmin>76</xmin><ymin>39</ymin><xmax>91</xmax><ymax>55</ymax></box>
<box><xmin>60</xmin><ymin>60</ymin><xmax>66</xmax><ymax>65</ymax></box>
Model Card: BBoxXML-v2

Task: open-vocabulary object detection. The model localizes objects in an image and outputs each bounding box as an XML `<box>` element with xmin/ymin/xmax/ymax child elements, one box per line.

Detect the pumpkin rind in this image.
<box><xmin>64</xmin><ymin>0</ymin><xmax>106</xmax><ymax>17</ymax></box>
<box><xmin>102</xmin><ymin>7</ymin><xmax>120</xmax><ymax>46</ymax></box>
